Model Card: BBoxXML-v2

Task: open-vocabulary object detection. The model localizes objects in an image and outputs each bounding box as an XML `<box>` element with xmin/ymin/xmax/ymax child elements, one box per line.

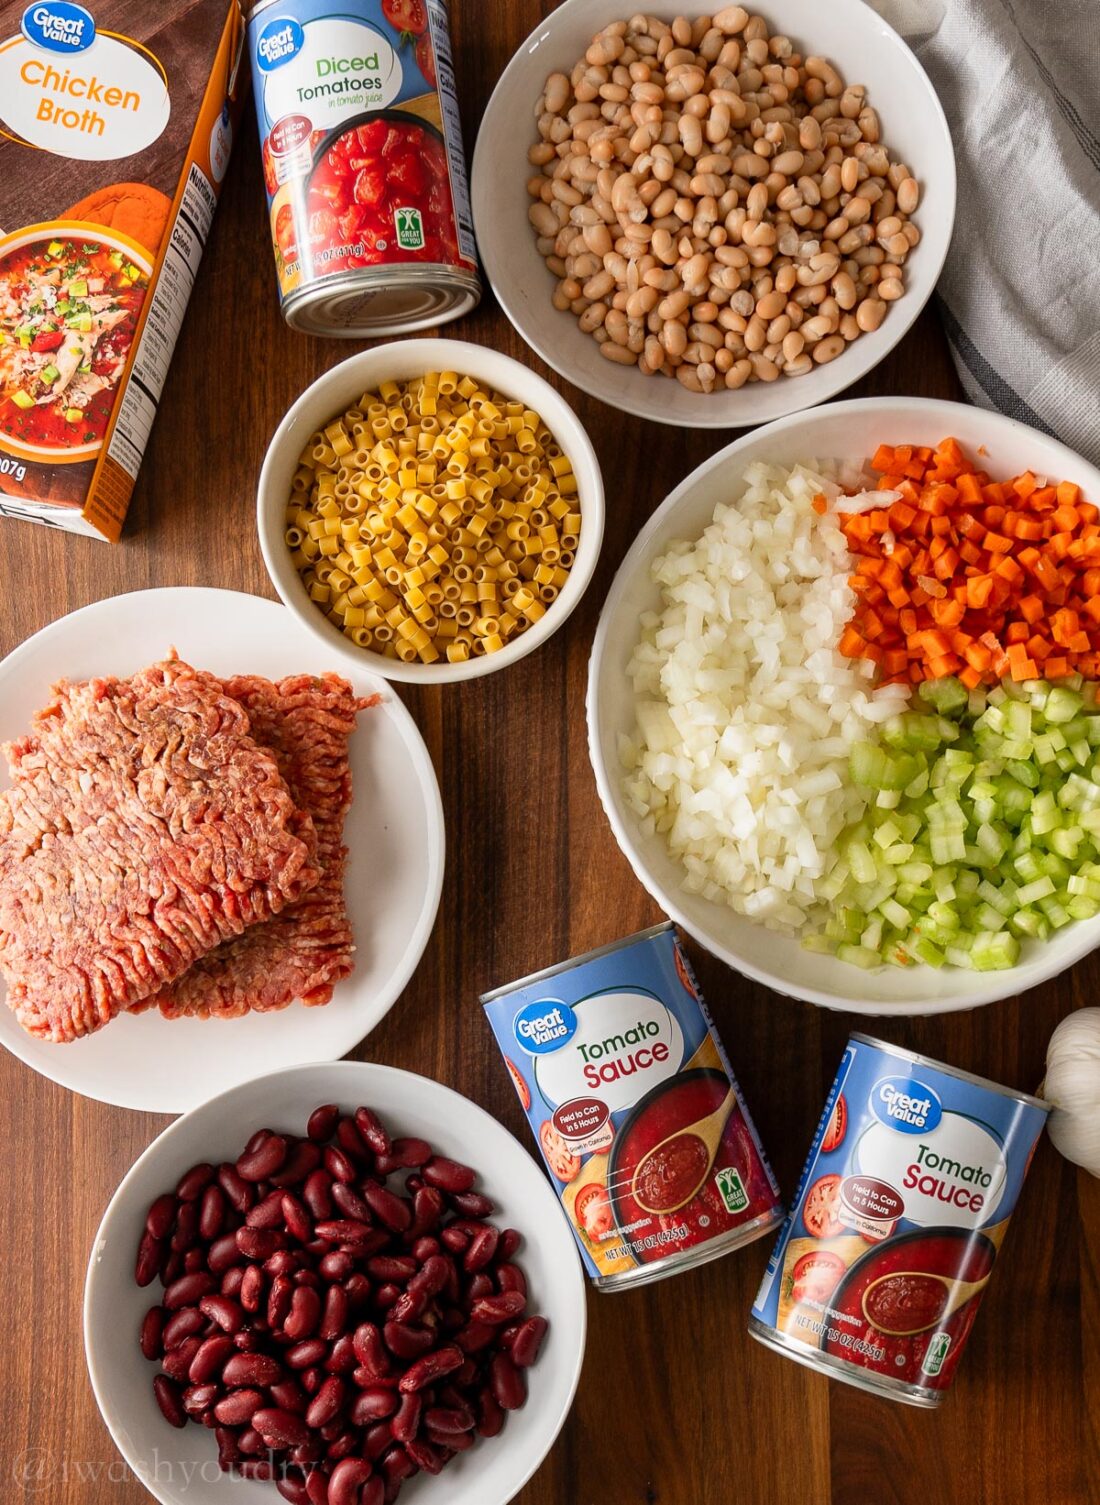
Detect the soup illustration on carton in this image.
<box><xmin>0</xmin><ymin>0</ymin><xmax>245</xmax><ymax>539</ymax></box>
<box><xmin>483</xmin><ymin>924</ymin><xmax>783</xmax><ymax>1292</ymax></box>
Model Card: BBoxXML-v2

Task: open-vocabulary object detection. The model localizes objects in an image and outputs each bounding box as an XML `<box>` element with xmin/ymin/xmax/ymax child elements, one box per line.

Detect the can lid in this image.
<box><xmin>286</xmin><ymin>271</ymin><xmax>480</xmax><ymax>339</ymax></box>
<box><xmin>850</xmin><ymin>1033</ymin><xmax>1050</xmax><ymax>1112</ymax></box>
<box><xmin>480</xmin><ymin>922</ymin><xmax>675</xmax><ymax>1005</ymax></box>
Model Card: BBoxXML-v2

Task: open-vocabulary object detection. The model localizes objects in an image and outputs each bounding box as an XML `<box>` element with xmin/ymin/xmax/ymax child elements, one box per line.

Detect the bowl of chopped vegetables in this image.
<box><xmin>588</xmin><ymin>397</ymin><xmax>1100</xmax><ymax>1013</ymax></box>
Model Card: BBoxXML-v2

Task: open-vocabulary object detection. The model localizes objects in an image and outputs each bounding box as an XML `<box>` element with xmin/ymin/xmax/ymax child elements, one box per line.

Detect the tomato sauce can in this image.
<box><xmin>482</xmin><ymin>923</ymin><xmax>783</xmax><ymax>1292</ymax></box>
<box><xmin>245</xmin><ymin>0</ymin><xmax>479</xmax><ymax>336</ymax></box>
<box><xmin>749</xmin><ymin>1033</ymin><xmax>1048</xmax><ymax>1406</ymax></box>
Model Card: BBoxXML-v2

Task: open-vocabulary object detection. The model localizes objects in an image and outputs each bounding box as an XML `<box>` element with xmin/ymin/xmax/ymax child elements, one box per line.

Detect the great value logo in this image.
<box><xmin>21</xmin><ymin>1</ymin><xmax>95</xmax><ymax>52</ymax></box>
<box><xmin>256</xmin><ymin>16</ymin><xmax>305</xmax><ymax>71</ymax></box>
<box><xmin>513</xmin><ymin>1000</ymin><xmax>577</xmax><ymax>1055</ymax></box>
<box><xmin>870</xmin><ymin>1076</ymin><xmax>943</xmax><ymax>1135</ymax></box>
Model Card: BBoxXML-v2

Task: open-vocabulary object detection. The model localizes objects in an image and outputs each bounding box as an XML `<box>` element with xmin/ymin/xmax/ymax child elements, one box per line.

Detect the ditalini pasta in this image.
<box><xmin>285</xmin><ymin>373</ymin><xmax>580</xmax><ymax>665</ymax></box>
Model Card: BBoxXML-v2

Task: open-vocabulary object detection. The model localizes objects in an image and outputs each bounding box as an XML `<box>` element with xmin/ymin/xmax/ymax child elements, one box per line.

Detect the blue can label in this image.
<box><xmin>483</xmin><ymin>925</ymin><xmax>782</xmax><ymax>1285</ymax></box>
<box><xmin>751</xmin><ymin>1034</ymin><xmax>1048</xmax><ymax>1395</ymax></box>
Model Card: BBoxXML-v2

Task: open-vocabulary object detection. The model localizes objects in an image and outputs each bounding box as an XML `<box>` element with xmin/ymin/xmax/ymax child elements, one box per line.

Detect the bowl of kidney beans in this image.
<box><xmin>86</xmin><ymin>1063</ymin><xmax>587</xmax><ymax>1505</ymax></box>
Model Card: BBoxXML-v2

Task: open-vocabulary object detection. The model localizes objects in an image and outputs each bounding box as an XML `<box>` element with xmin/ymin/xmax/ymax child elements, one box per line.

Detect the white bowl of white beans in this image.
<box><xmin>257</xmin><ymin>340</ymin><xmax>605</xmax><ymax>683</ymax></box>
<box><xmin>472</xmin><ymin>0</ymin><xmax>956</xmax><ymax>428</ymax></box>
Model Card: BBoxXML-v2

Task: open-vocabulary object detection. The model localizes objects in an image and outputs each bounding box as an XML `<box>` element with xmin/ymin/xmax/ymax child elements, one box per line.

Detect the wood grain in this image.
<box><xmin>0</xmin><ymin>4</ymin><xmax>1096</xmax><ymax>1502</ymax></box>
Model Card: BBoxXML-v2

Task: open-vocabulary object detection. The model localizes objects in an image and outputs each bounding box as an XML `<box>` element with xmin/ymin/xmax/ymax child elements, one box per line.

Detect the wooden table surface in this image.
<box><xmin>1</xmin><ymin>4</ymin><xmax>1098</xmax><ymax>1502</ymax></box>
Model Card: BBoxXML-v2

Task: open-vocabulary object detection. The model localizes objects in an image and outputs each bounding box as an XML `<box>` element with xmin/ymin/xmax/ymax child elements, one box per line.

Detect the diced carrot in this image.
<box><xmin>812</xmin><ymin>494</ymin><xmax>828</xmax><ymax>515</ymax></box>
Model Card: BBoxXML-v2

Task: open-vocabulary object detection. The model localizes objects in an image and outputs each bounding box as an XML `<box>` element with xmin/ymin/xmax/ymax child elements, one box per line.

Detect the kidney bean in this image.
<box><xmin>238</xmin><ymin>1460</ymin><xmax>276</xmax><ymax>1481</ymax></box>
<box><xmin>290</xmin><ymin>1441</ymin><xmax>323</xmax><ymax>1467</ymax></box>
<box><xmin>366</xmin><ymin>1255</ymin><xmax>416</xmax><ymax>1283</ymax></box>
<box><xmin>511</xmin><ymin>1315</ymin><xmax>549</xmax><ymax>1368</ymax></box>
<box><xmin>363</xmin><ymin>1184</ymin><xmax>411</xmax><ymax>1234</ymax></box>
<box><xmin>287</xmin><ymin>1338</ymin><xmax>328</xmax><ymax>1370</ymax></box>
<box><xmin>263</xmin><ymin>1272</ymin><xmax>291</xmax><ymax>1331</ymax></box>
<box><xmin>183</xmin><ymin>1381</ymin><xmax>218</xmax><ymax>1419</ymax></box>
<box><xmin>222</xmin><ymin>1352</ymin><xmax>283</xmax><ymax>1389</ymax></box>
<box><xmin>236</xmin><ymin>1426</ymin><xmax>266</xmax><ymax>1456</ymax></box>
<box><xmin>176</xmin><ymin>1162</ymin><xmax>215</xmax><ymax>1202</ymax></box>
<box><xmin>304</xmin><ymin>1374</ymin><xmax>346</xmax><ymax>1430</ymax></box>
<box><xmin>161</xmin><ymin>1248</ymin><xmax>184</xmax><ymax>1285</ymax></box>
<box><xmin>354</xmin><ymin>1106</ymin><xmax>392</xmax><ymax>1156</ymax></box>
<box><xmin>335</xmin><ymin>1116</ymin><xmax>370</xmax><ymax>1162</ymax></box>
<box><xmin>221</xmin><ymin>1267</ymin><xmax>245</xmax><ymax>1300</ymax></box>
<box><xmin>344</xmin><ymin>1273</ymin><xmax>372</xmax><ymax>1312</ymax></box>
<box><xmin>301</xmin><ymin>1367</ymin><xmax>323</xmax><ymax>1395</ymax></box>
<box><xmin>162</xmin><ymin>1271</ymin><xmax>214</xmax><ymax>1311</ymax></box>
<box><xmin>168</xmin><ymin>1199</ymin><xmax>198</xmax><ymax>1254</ymax></box>
<box><xmin>284</xmin><ymin>1284</ymin><xmax>322</xmax><ymax>1341</ymax></box>
<box><xmin>398</xmin><ymin>1344</ymin><xmax>463</xmax><ymax>1393</ymax></box>
<box><xmin>470</xmin><ymin>1292</ymin><xmax>526</xmax><ymax>1326</ymax></box>
<box><xmin>135</xmin><ymin>1231</ymin><xmax>164</xmax><ymax>1288</ymax></box>
<box><xmin>323</xmin><ymin>1146</ymin><xmax>357</xmax><ymax>1184</ymax></box>
<box><xmin>405</xmin><ymin>1437</ymin><xmax>445</xmax><ymax>1474</ymax></box>
<box><xmin>349</xmin><ymin>1386</ymin><xmax>398</xmax><ymax>1426</ymax></box>
<box><xmin>237</xmin><ymin>1133</ymin><xmax>288</xmax><ymax>1182</ymax></box>
<box><xmin>462</xmin><ymin>1225</ymin><xmax>499</xmax><ymax>1273</ymax></box>
<box><xmin>352</xmin><ymin>1322</ymin><xmax>390</xmax><ymax>1377</ymax></box>
<box><xmin>303</xmin><ymin>1173</ymin><xmax>335</xmax><ymax>1225</ymax></box>
<box><xmin>440</xmin><ymin>1226</ymin><xmax>469</xmax><ymax>1255</ymax></box>
<box><xmin>271</xmin><ymin>1141</ymin><xmax>323</xmax><ymax>1188</ymax></box>
<box><xmin>186</xmin><ymin>1248</ymin><xmax>210</xmax><ymax>1275</ymax></box>
<box><xmin>466</xmin><ymin>1273</ymin><xmax>493</xmax><ymax>1303</ymax></box>
<box><xmin>237</xmin><ymin>1226</ymin><xmax>285</xmax><ymax>1260</ymax></box>
<box><xmin>247</xmin><ymin>1188</ymin><xmax>289</xmax><ymax>1230</ymax></box>
<box><xmin>405</xmin><ymin>1175</ymin><xmax>423</xmax><ymax>1195</ymax></box>
<box><xmin>196</xmin><ymin>1294</ymin><xmax>240</xmax><ymax>1335</ymax></box>
<box><xmin>360</xmin><ymin>1480</ymin><xmax>385</xmax><ymax>1505</ymax></box>
<box><xmin>411</xmin><ymin>1237</ymin><xmax>440</xmax><ymax>1263</ymax></box>
<box><xmin>325</xmin><ymin>1333</ymin><xmax>357</xmax><ymax>1374</ymax></box>
<box><xmin>490</xmin><ymin>1351</ymin><xmax>526</xmax><ymax>1411</ymax></box>
<box><xmin>140</xmin><ymin>1306</ymin><xmax>165</xmax><ymax>1361</ymax></box>
<box><xmin>359</xmin><ymin>1422</ymin><xmax>391</xmax><ymax>1461</ymax></box>
<box><xmin>189</xmin><ymin>1334</ymin><xmax>235</xmax><ymax>1384</ymax></box>
<box><xmin>328</xmin><ymin>1458</ymin><xmax>374</xmax><ymax>1505</ymax></box>
<box><xmin>305</xmin><ymin>1470</ymin><xmax>331</xmax><ymax>1505</ymax></box>
<box><xmin>406</xmin><ymin>1186</ymin><xmax>445</xmax><ymax>1242</ymax></box>
<box><xmin>267</xmin><ymin>1249</ymin><xmax>301</xmax><ymax>1278</ymax></box>
<box><xmin>319</xmin><ymin>1283</ymin><xmax>348</xmax><ymax>1342</ymax></box>
<box><xmin>421</xmin><ymin>1156</ymin><xmax>475</xmax><ymax>1195</ymax></box>
<box><xmin>282</xmin><ymin>1192</ymin><xmax>312</xmax><ymax>1243</ymax></box>
<box><xmin>448</xmin><ymin>1190</ymin><xmax>494</xmax><ymax>1219</ymax></box>
<box><xmin>277</xmin><ymin>1476</ymin><xmax>311</xmax><ymax>1505</ymax></box>
<box><xmin>205</xmin><ymin>1231</ymin><xmax>240</xmax><ymax>1275</ymax></box>
<box><xmin>152</xmin><ymin>1375</ymin><xmax>186</xmax><ymax>1429</ymax></box>
<box><xmin>425</xmin><ymin>1403</ymin><xmax>475</xmax><ymax>1434</ymax></box>
<box><xmin>240</xmin><ymin>1264</ymin><xmax>265</xmax><ymax>1313</ymax></box>
<box><xmin>307</xmin><ymin>1104</ymin><xmax>340</xmax><ymax>1143</ymax></box>
<box><xmin>215</xmin><ymin>1425</ymin><xmax>241</xmax><ymax>1468</ymax></box>
<box><xmin>269</xmin><ymin>1380</ymin><xmax>309</xmax><ymax>1416</ymax></box>
<box><xmin>381</xmin><ymin>1446</ymin><xmax>417</xmax><ymax>1486</ymax></box>
<box><xmin>234</xmin><ymin>1329</ymin><xmax>263</xmax><ymax>1353</ymax></box>
<box><xmin>162</xmin><ymin>1306</ymin><xmax>204</xmax><ymax>1351</ymax></box>
<box><xmin>496</xmin><ymin>1228</ymin><xmax>522</xmax><ymax>1261</ymax></box>
<box><xmin>319</xmin><ymin>1249</ymin><xmax>351</xmax><ymax>1280</ymax></box>
<box><xmin>161</xmin><ymin>1337</ymin><xmax>203</xmax><ymax>1383</ymax></box>
<box><xmin>217</xmin><ymin>1163</ymin><xmax>254</xmax><ymax>1214</ymax></box>
<box><xmin>497</xmin><ymin>1261</ymin><xmax>528</xmax><ymax>1297</ymax></box>
<box><xmin>312</xmin><ymin>1218</ymin><xmax>372</xmax><ymax>1245</ymax></box>
<box><xmin>383</xmin><ymin>1321</ymin><xmax>434</xmax><ymax>1360</ymax></box>
<box><xmin>145</xmin><ymin>1193</ymin><xmax>178</xmax><ymax>1241</ymax></box>
<box><xmin>455</xmin><ymin>1320</ymin><xmax>495</xmax><ymax>1354</ymax></box>
<box><xmin>194</xmin><ymin>1184</ymin><xmax>225</xmax><ymax>1244</ymax></box>
<box><xmin>331</xmin><ymin>1183</ymin><xmax>372</xmax><ymax>1223</ymax></box>
<box><xmin>326</xmin><ymin>1432</ymin><xmax>358</xmax><ymax>1463</ymax></box>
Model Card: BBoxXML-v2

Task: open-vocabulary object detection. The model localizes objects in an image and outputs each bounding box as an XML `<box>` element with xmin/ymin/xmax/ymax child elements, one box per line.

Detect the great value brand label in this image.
<box><xmin>484</xmin><ymin>926</ymin><xmax>781</xmax><ymax>1286</ymax></box>
<box><xmin>751</xmin><ymin>1035</ymin><xmax>1048</xmax><ymax>1396</ymax></box>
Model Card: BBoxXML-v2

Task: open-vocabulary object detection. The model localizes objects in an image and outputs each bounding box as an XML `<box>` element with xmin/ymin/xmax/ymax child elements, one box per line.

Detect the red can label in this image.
<box><xmin>247</xmin><ymin>0</ymin><xmax>476</xmax><ymax>303</ymax></box>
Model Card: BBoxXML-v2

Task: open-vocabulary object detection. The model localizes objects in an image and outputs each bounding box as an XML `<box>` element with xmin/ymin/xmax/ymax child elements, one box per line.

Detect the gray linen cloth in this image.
<box><xmin>872</xmin><ymin>0</ymin><xmax>1100</xmax><ymax>463</ymax></box>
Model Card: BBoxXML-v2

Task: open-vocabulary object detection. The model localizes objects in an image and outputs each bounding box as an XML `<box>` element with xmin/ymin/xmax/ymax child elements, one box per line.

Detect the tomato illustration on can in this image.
<box><xmin>246</xmin><ymin>0</ymin><xmax>478</xmax><ymax>336</ymax></box>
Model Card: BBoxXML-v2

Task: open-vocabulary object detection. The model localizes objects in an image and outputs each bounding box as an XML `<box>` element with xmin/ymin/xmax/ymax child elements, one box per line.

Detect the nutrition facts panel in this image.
<box><xmin>107</xmin><ymin>165</ymin><xmax>218</xmax><ymax>480</ymax></box>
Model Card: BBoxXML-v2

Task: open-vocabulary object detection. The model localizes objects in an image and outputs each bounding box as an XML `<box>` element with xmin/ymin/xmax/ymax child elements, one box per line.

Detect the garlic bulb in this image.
<box><xmin>1044</xmin><ymin>1008</ymin><xmax>1100</xmax><ymax>1177</ymax></box>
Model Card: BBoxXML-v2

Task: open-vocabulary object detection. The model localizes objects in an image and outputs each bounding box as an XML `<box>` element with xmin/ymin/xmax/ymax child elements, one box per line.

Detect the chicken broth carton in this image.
<box><xmin>0</xmin><ymin>1</ymin><xmax>245</xmax><ymax>539</ymax></box>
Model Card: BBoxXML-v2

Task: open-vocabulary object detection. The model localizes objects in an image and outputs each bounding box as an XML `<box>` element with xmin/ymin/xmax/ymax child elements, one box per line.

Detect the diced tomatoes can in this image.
<box><xmin>245</xmin><ymin>0</ymin><xmax>479</xmax><ymax>336</ymax></box>
<box><xmin>749</xmin><ymin>1033</ymin><xmax>1049</xmax><ymax>1406</ymax></box>
<box><xmin>482</xmin><ymin>923</ymin><xmax>783</xmax><ymax>1291</ymax></box>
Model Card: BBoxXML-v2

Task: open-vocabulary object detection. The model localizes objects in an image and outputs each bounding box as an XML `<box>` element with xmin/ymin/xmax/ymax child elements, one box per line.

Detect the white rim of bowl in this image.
<box><xmin>257</xmin><ymin>339</ymin><xmax>605</xmax><ymax>684</ymax></box>
<box><xmin>586</xmin><ymin>396</ymin><xmax>1100</xmax><ymax>1013</ymax></box>
<box><xmin>84</xmin><ymin>1060</ymin><xmax>589</xmax><ymax>1505</ymax></box>
<box><xmin>471</xmin><ymin>0</ymin><xmax>957</xmax><ymax>429</ymax></box>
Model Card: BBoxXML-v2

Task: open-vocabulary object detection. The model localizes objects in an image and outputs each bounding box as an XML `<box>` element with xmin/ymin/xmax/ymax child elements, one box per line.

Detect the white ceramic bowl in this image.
<box><xmin>587</xmin><ymin>397</ymin><xmax>1100</xmax><ymax>1014</ymax></box>
<box><xmin>258</xmin><ymin>340</ymin><xmax>604</xmax><ymax>684</ymax></box>
<box><xmin>472</xmin><ymin>0</ymin><xmax>955</xmax><ymax>430</ymax></box>
<box><xmin>86</xmin><ymin>1061</ymin><xmax>587</xmax><ymax>1505</ymax></box>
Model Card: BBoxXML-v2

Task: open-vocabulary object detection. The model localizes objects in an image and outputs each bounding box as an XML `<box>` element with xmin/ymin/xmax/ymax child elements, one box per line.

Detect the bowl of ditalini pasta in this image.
<box><xmin>258</xmin><ymin>340</ymin><xmax>605</xmax><ymax>684</ymax></box>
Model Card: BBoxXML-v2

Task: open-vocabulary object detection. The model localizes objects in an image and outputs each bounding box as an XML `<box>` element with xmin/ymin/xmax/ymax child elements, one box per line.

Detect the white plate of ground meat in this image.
<box><xmin>0</xmin><ymin>588</ymin><xmax>444</xmax><ymax>1111</ymax></box>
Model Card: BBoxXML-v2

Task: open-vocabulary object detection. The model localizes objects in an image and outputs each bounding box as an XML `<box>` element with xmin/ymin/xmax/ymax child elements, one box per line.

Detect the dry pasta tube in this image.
<box><xmin>285</xmin><ymin>371</ymin><xmax>581</xmax><ymax>665</ymax></box>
